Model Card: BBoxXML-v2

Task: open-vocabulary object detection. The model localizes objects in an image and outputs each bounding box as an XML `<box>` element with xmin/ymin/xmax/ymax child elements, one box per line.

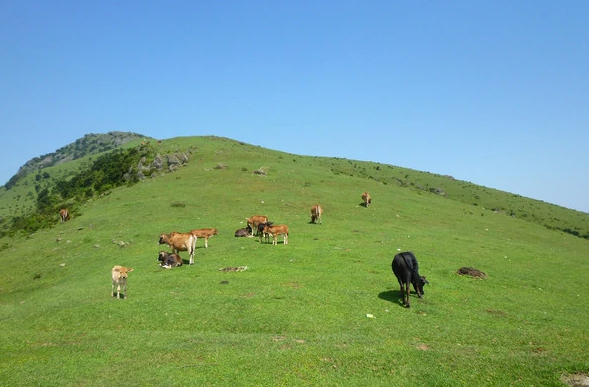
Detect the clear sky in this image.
<box><xmin>2</xmin><ymin>1</ymin><xmax>588</xmax><ymax>212</ymax></box>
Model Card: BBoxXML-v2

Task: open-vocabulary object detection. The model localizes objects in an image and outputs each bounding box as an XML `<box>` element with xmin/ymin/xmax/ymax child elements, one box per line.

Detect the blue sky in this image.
<box><xmin>2</xmin><ymin>1</ymin><xmax>588</xmax><ymax>212</ymax></box>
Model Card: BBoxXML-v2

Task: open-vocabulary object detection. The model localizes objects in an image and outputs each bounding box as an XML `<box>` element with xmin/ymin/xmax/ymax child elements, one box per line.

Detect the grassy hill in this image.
<box><xmin>0</xmin><ymin>135</ymin><xmax>588</xmax><ymax>386</ymax></box>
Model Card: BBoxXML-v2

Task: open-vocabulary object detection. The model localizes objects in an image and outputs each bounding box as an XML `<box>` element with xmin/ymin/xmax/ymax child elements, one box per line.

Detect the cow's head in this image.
<box><xmin>259</xmin><ymin>222</ymin><xmax>273</xmax><ymax>231</ymax></box>
<box><xmin>212</xmin><ymin>228</ymin><xmax>219</xmax><ymax>235</ymax></box>
<box><xmin>413</xmin><ymin>276</ymin><xmax>428</xmax><ymax>297</ymax></box>
<box><xmin>118</xmin><ymin>267</ymin><xmax>133</xmax><ymax>278</ymax></box>
<box><xmin>158</xmin><ymin>251</ymin><xmax>168</xmax><ymax>263</ymax></box>
<box><xmin>158</xmin><ymin>234</ymin><xmax>168</xmax><ymax>245</ymax></box>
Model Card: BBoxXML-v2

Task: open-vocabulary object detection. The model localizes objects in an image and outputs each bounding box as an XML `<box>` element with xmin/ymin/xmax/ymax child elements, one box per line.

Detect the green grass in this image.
<box><xmin>0</xmin><ymin>136</ymin><xmax>588</xmax><ymax>386</ymax></box>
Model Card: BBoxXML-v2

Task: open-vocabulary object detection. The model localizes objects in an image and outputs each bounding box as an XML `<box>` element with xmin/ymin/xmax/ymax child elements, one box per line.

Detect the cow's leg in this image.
<box><xmin>405</xmin><ymin>281</ymin><xmax>411</xmax><ymax>308</ymax></box>
<box><xmin>112</xmin><ymin>282</ymin><xmax>115</xmax><ymax>297</ymax></box>
<box><xmin>204</xmin><ymin>237</ymin><xmax>208</xmax><ymax>248</ymax></box>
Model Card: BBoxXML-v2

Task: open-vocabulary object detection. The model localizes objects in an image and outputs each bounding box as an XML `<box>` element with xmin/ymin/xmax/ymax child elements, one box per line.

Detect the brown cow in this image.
<box><xmin>158</xmin><ymin>232</ymin><xmax>196</xmax><ymax>265</ymax></box>
<box><xmin>310</xmin><ymin>204</ymin><xmax>322</xmax><ymax>224</ymax></box>
<box><xmin>191</xmin><ymin>228</ymin><xmax>218</xmax><ymax>248</ymax></box>
<box><xmin>263</xmin><ymin>224</ymin><xmax>289</xmax><ymax>245</ymax></box>
<box><xmin>361</xmin><ymin>192</ymin><xmax>372</xmax><ymax>207</ymax></box>
<box><xmin>59</xmin><ymin>208</ymin><xmax>70</xmax><ymax>223</ymax></box>
<box><xmin>247</xmin><ymin>215</ymin><xmax>268</xmax><ymax>236</ymax></box>
<box><xmin>111</xmin><ymin>265</ymin><xmax>133</xmax><ymax>299</ymax></box>
<box><xmin>257</xmin><ymin>222</ymin><xmax>273</xmax><ymax>243</ymax></box>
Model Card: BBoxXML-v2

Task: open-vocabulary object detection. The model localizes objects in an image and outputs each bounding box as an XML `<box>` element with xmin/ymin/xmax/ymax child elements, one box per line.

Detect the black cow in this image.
<box><xmin>158</xmin><ymin>251</ymin><xmax>183</xmax><ymax>269</ymax></box>
<box><xmin>257</xmin><ymin>221</ymin><xmax>273</xmax><ymax>243</ymax></box>
<box><xmin>391</xmin><ymin>251</ymin><xmax>428</xmax><ymax>308</ymax></box>
<box><xmin>234</xmin><ymin>225</ymin><xmax>253</xmax><ymax>237</ymax></box>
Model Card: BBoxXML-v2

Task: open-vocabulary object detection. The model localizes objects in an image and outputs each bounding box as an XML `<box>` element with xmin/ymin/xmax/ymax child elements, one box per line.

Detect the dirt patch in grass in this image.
<box><xmin>561</xmin><ymin>373</ymin><xmax>589</xmax><ymax>386</ymax></box>
<box><xmin>457</xmin><ymin>267</ymin><xmax>487</xmax><ymax>279</ymax></box>
<box><xmin>219</xmin><ymin>266</ymin><xmax>248</xmax><ymax>272</ymax></box>
<box><xmin>485</xmin><ymin>309</ymin><xmax>506</xmax><ymax>316</ymax></box>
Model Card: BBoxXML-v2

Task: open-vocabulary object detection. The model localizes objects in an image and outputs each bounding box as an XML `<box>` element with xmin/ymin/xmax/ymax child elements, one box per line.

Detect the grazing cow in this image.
<box><xmin>59</xmin><ymin>208</ymin><xmax>70</xmax><ymax>223</ymax></box>
<box><xmin>191</xmin><ymin>228</ymin><xmax>218</xmax><ymax>248</ymax></box>
<box><xmin>158</xmin><ymin>232</ymin><xmax>196</xmax><ymax>265</ymax></box>
<box><xmin>263</xmin><ymin>224</ymin><xmax>289</xmax><ymax>245</ymax></box>
<box><xmin>158</xmin><ymin>251</ymin><xmax>183</xmax><ymax>269</ymax></box>
<box><xmin>310</xmin><ymin>204</ymin><xmax>322</xmax><ymax>224</ymax></box>
<box><xmin>111</xmin><ymin>265</ymin><xmax>133</xmax><ymax>299</ymax></box>
<box><xmin>361</xmin><ymin>192</ymin><xmax>372</xmax><ymax>207</ymax></box>
<box><xmin>246</xmin><ymin>215</ymin><xmax>269</xmax><ymax>236</ymax></box>
<box><xmin>257</xmin><ymin>222</ymin><xmax>273</xmax><ymax>243</ymax></box>
<box><xmin>235</xmin><ymin>226</ymin><xmax>253</xmax><ymax>237</ymax></box>
<box><xmin>391</xmin><ymin>251</ymin><xmax>428</xmax><ymax>308</ymax></box>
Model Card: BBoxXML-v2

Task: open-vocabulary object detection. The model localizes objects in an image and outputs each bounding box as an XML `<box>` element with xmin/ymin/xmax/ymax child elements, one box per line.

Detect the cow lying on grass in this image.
<box><xmin>158</xmin><ymin>251</ymin><xmax>183</xmax><ymax>269</ymax></box>
<box><xmin>392</xmin><ymin>251</ymin><xmax>428</xmax><ymax>308</ymax></box>
<box><xmin>234</xmin><ymin>226</ymin><xmax>253</xmax><ymax>237</ymax></box>
<box><xmin>111</xmin><ymin>265</ymin><xmax>133</xmax><ymax>299</ymax></box>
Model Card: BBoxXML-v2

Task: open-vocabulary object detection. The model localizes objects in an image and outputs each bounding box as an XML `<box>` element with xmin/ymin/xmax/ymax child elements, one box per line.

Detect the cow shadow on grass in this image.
<box><xmin>359</xmin><ymin>202</ymin><xmax>369</xmax><ymax>208</ymax></box>
<box><xmin>378</xmin><ymin>290</ymin><xmax>404</xmax><ymax>307</ymax></box>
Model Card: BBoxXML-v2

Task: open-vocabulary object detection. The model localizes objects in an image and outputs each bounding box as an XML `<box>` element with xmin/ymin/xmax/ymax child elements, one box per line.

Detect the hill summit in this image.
<box><xmin>4</xmin><ymin>131</ymin><xmax>146</xmax><ymax>190</ymax></box>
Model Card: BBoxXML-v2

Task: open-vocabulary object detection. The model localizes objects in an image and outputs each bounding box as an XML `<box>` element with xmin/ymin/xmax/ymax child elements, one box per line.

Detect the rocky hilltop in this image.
<box><xmin>4</xmin><ymin>132</ymin><xmax>146</xmax><ymax>189</ymax></box>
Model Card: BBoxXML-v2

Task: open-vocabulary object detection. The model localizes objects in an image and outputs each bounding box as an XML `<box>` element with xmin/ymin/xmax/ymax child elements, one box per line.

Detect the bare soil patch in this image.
<box><xmin>457</xmin><ymin>267</ymin><xmax>487</xmax><ymax>279</ymax></box>
<box><xmin>561</xmin><ymin>373</ymin><xmax>589</xmax><ymax>387</ymax></box>
<box><xmin>219</xmin><ymin>266</ymin><xmax>248</xmax><ymax>272</ymax></box>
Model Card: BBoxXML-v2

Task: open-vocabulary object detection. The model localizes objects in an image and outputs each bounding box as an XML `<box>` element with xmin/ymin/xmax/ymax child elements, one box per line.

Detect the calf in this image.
<box><xmin>246</xmin><ymin>215</ymin><xmax>268</xmax><ymax>236</ymax></box>
<box><xmin>111</xmin><ymin>265</ymin><xmax>133</xmax><ymax>299</ymax></box>
<box><xmin>158</xmin><ymin>232</ymin><xmax>196</xmax><ymax>265</ymax></box>
<box><xmin>391</xmin><ymin>251</ymin><xmax>428</xmax><ymax>308</ymax></box>
<box><xmin>235</xmin><ymin>226</ymin><xmax>253</xmax><ymax>237</ymax></box>
<box><xmin>257</xmin><ymin>221</ymin><xmax>273</xmax><ymax>243</ymax></box>
<box><xmin>361</xmin><ymin>192</ymin><xmax>372</xmax><ymax>207</ymax></box>
<box><xmin>158</xmin><ymin>251</ymin><xmax>183</xmax><ymax>269</ymax></box>
<box><xmin>263</xmin><ymin>224</ymin><xmax>289</xmax><ymax>245</ymax></box>
<box><xmin>59</xmin><ymin>208</ymin><xmax>70</xmax><ymax>223</ymax></box>
<box><xmin>191</xmin><ymin>228</ymin><xmax>218</xmax><ymax>248</ymax></box>
<box><xmin>310</xmin><ymin>204</ymin><xmax>322</xmax><ymax>224</ymax></box>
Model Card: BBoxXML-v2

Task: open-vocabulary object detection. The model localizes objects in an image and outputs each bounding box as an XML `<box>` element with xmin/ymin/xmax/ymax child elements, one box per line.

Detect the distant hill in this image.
<box><xmin>3</xmin><ymin>131</ymin><xmax>146</xmax><ymax>190</ymax></box>
<box><xmin>0</xmin><ymin>134</ymin><xmax>587</xmax><ymax>241</ymax></box>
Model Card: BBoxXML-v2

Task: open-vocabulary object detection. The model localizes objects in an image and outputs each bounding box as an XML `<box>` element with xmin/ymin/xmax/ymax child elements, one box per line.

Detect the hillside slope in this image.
<box><xmin>0</xmin><ymin>135</ymin><xmax>588</xmax><ymax>385</ymax></box>
<box><xmin>1</xmin><ymin>135</ymin><xmax>588</xmax><ymax>242</ymax></box>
